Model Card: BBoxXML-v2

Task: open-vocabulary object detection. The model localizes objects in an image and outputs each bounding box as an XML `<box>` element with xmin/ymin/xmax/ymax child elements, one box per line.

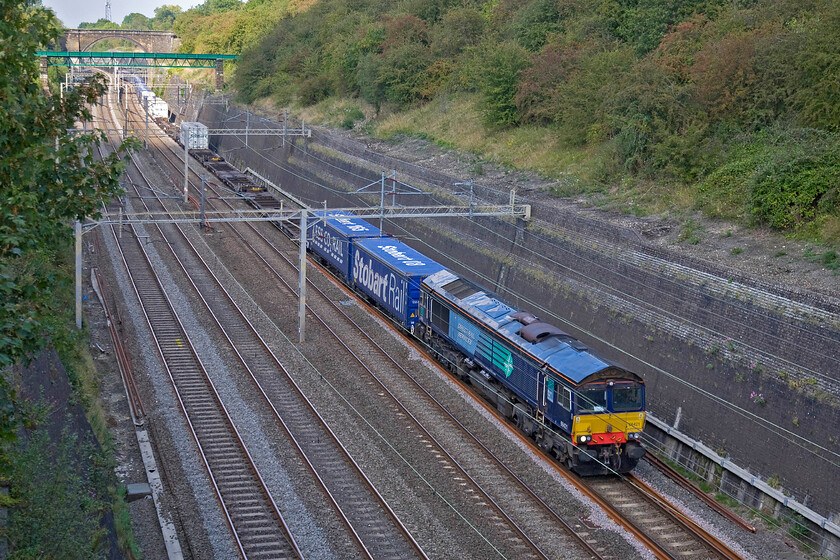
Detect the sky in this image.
<box><xmin>42</xmin><ymin>0</ymin><xmax>194</xmax><ymax>29</ymax></box>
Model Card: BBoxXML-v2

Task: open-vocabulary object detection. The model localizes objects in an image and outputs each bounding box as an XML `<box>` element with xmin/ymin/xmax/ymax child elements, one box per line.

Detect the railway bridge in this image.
<box><xmin>40</xmin><ymin>30</ymin><xmax>233</xmax><ymax>90</ymax></box>
<box><xmin>58</xmin><ymin>29</ymin><xmax>180</xmax><ymax>53</ymax></box>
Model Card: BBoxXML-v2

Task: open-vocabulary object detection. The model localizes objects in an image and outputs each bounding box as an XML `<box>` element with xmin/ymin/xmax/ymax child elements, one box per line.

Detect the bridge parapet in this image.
<box><xmin>59</xmin><ymin>29</ymin><xmax>180</xmax><ymax>52</ymax></box>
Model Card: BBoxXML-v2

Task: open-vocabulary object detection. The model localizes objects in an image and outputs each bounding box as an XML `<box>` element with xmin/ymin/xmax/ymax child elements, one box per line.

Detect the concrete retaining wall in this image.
<box><xmin>183</xmin><ymin>96</ymin><xmax>840</xmax><ymax>541</ymax></box>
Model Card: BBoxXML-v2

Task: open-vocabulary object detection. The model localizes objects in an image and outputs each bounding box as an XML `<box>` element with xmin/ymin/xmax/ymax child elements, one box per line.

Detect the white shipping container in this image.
<box><xmin>180</xmin><ymin>122</ymin><xmax>208</xmax><ymax>150</ymax></box>
<box><xmin>150</xmin><ymin>99</ymin><xmax>168</xmax><ymax>119</ymax></box>
<box><xmin>139</xmin><ymin>92</ymin><xmax>154</xmax><ymax>109</ymax></box>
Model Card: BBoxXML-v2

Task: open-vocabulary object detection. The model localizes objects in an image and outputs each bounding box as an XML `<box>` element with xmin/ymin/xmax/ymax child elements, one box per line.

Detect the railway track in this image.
<box><xmin>111</xmin><ymin>88</ymin><xmax>749</xmax><ymax>559</ymax></box>
<box><xmin>111</xmin><ymin>91</ymin><xmax>428</xmax><ymax>559</ymax></box>
<box><xmin>101</xmin><ymin>176</ymin><xmax>302</xmax><ymax>559</ymax></box>
<box><xmin>582</xmin><ymin>475</ymin><xmax>742</xmax><ymax>560</ymax></box>
<box><xmin>154</xmin><ymin>127</ymin><xmax>747</xmax><ymax>559</ymax></box>
<box><xmin>136</xmin><ymin>121</ymin><xmax>608</xmax><ymax>559</ymax></box>
<box><xmin>95</xmin><ymin>94</ymin><xmax>305</xmax><ymax>559</ymax></box>
<box><xmin>433</xmin><ymin>223</ymin><xmax>840</xmax><ymax>394</ymax></box>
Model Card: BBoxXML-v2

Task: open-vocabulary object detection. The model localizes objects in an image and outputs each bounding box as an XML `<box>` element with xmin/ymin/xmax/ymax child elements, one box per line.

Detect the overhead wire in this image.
<box><xmin>385</xmin><ymin>218</ymin><xmax>840</xmax><ymax>468</ymax></box>
<box><xmin>460</xmin><ymin>216</ymin><xmax>840</xmax><ymax>381</ymax></box>
<box><xmin>266</xmin><ymin>116</ymin><xmax>840</xmax><ymax>362</ymax></box>
<box><xmin>200</xmin><ymin>103</ymin><xmax>840</xmax><ymax>469</ymax></box>
<box><xmin>105</xmin><ymin>97</ymin><xmax>520</xmax><ymax>558</ymax></box>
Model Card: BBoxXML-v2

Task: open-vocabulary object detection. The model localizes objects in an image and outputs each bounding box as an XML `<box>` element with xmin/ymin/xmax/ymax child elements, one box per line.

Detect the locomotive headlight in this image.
<box><xmin>577</xmin><ymin>435</ymin><xmax>591</xmax><ymax>444</ymax></box>
<box><xmin>627</xmin><ymin>432</ymin><xmax>642</xmax><ymax>440</ymax></box>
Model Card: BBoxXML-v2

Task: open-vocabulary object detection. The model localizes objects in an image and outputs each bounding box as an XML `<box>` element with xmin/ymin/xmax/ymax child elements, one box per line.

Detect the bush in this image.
<box><xmin>515</xmin><ymin>44</ymin><xmax>580</xmax><ymax>125</ymax></box>
<box><xmin>479</xmin><ymin>42</ymin><xmax>530</xmax><ymax>127</ymax></box>
<box><xmin>511</xmin><ymin>0</ymin><xmax>562</xmax><ymax>52</ymax></box>
<box><xmin>697</xmin><ymin>141</ymin><xmax>763</xmax><ymax>219</ymax></box>
<box><xmin>430</xmin><ymin>7</ymin><xmax>485</xmax><ymax>58</ymax></box>
<box><xmin>379</xmin><ymin>43</ymin><xmax>435</xmax><ymax>107</ymax></box>
<box><xmin>558</xmin><ymin>46</ymin><xmax>636</xmax><ymax>146</ymax></box>
<box><xmin>340</xmin><ymin>106</ymin><xmax>365</xmax><ymax>129</ymax></box>
<box><xmin>298</xmin><ymin>75</ymin><xmax>333</xmax><ymax>106</ymax></box>
<box><xmin>750</xmin><ymin>143</ymin><xmax>840</xmax><ymax>229</ymax></box>
<box><xmin>2</xmin><ymin>425</ymin><xmax>111</xmax><ymax>559</ymax></box>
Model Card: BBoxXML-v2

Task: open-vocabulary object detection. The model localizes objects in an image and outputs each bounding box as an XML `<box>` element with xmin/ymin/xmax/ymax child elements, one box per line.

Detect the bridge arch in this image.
<box><xmin>83</xmin><ymin>36</ymin><xmax>147</xmax><ymax>52</ymax></box>
<box><xmin>59</xmin><ymin>30</ymin><xmax>181</xmax><ymax>53</ymax></box>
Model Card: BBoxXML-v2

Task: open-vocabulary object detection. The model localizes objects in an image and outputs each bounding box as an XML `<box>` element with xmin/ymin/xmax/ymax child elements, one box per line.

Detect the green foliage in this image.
<box><xmin>678</xmin><ymin>218</ymin><xmax>705</xmax><ymax>244</ymax></box>
<box><xmin>79</xmin><ymin>4</ymin><xmax>181</xmax><ymax>30</ymax></box>
<box><xmin>153</xmin><ymin>5</ymin><xmax>182</xmax><ymax>29</ymax></box>
<box><xmin>357</xmin><ymin>53</ymin><xmax>386</xmax><ymax>108</ymax></box>
<box><xmin>340</xmin><ymin>106</ymin><xmax>365</xmax><ymax>129</ymax></box>
<box><xmin>0</xmin><ymin>0</ymin><xmax>131</xmax><ymax>439</ymax></box>
<box><xmin>822</xmin><ymin>250</ymin><xmax>839</xmax><ymax>270</ymax></box>
<box><xmin>121</xmin><ymin>12</ymin><xmax>151</xmax><ymax>30</ymax></box>
<box><xmin>749</xmin><ymin>132</ymin><xmax>840</xmax><ymax>229</ymax></box>
<box><xmin>792</xmin><ymin>3</ymin><xmax>840</xmax><ymax>131</ymax></box>
<box><xmin>430</xmin><ymin>7</ymin><xmax>485</xmax><ymax>58</ymax></box>
<box><xmin>112</xmin><ymin>486</ymin><xmax>142</xmax><ymax>558</ymax></box>
<box><xmin>511</xmin><ymin>0</ymin><xmax>562</xmax><ymax>52</ymax></box>
<box><xmin>609</xmin><ymin>0</ymin><xmax>729</xmax><ymax>55</ymax></box>
<box><xmin>195</xmin><ymin>0</ymin><xmax>243</xmax><ymax>16</ymax></box>
<box><xmin>788</xmin><ymin>514</ymin><xmax>811</xmax><ymax>544</ymax></box>
<box><xmin>380</xmin><ymin>43</ymin><xmax>435</xmax><ymax>107</ymax></box>
<box><xmin>1</xmin><ymin>424</ymin><xmax>111</xmax><ymax>559</ymax></box>
<box><xmin>478</xmin><ymin>42</ymin><xmax>530</xmax><ymax>127</ymax></box>
<box><xmin>220</xmin><ymin>0</ymin><xmax>840</xmax><ymax>243</ymax></box>
<box><xmin>78</xmin><ymin>18</ymin><xmax>119</xmax><ymax>29</ymax></box>
<box><xmin>697</xmin><ymin>141</ymin><xmax>764</xmax><ymax>219</ymax></box>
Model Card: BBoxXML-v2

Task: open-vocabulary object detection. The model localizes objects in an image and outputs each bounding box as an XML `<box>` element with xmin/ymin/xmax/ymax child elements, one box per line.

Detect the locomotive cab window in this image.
<box><xmin>612</xmin><ymin>382</ymin><xmax>643</xmax><ymax>412</ymax></box>
<box><xmin>576</xmin><ymin>384</ymin><xmax>607</xmax><ymax>413</ymax></box>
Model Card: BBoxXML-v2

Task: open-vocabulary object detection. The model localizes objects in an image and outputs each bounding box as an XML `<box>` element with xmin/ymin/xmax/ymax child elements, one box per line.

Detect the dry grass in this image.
<box><xmin>281</xmin><ymin>94</ymin><xmax>839</xmax><ymax>245</ymax></box>
<box><xmin>820</xmin><ymin>215</ymin><xmax>840</xmax><ymax>245</ymax></box>
<box><xmin>373</xmin><ymin>93</ymin><xmax>589</xmax><ymax>179</ymax></box>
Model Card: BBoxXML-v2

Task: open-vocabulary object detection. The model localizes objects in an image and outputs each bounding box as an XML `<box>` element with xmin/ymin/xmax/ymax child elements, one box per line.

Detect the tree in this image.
<box><xmin>77</xmin><ymin>18</ymin><xmax>119</xmax><ymax>29</ymax></box>
<box><xmin>0</xmin><ymin>0</ymin><xmax>131</xmax><ymax>439</ymax></box>
<box><xmin>121</xmin><ymin>12</ymin><xmax>151</xmax><ymax>30</ymax></box>
<box><xmin>152</xmin><ymin>4</ymin><xmax>182</xmax><ymax>30</ymax></box>
<box><xmin>479</xmin><ymin>42</ymin><xmax>530</xmax><ymax>127</ymax></box>
<box><xmin>195</xmin><ymin>0</ymin><xmax>242</xmax><ymax>16</ymax></box>
<box><xmin>430</xmin><ymin>7</ymin><xmax>484</xmax><ymax>58</ymax></box>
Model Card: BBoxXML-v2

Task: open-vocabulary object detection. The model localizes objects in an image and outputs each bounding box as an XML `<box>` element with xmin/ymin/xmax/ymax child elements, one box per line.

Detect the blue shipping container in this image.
<box><xmin>308</xmin><ymin>213</ymin><xmax>381</xmax><ymax>280</ymax></box>
<box><xmin>351</xmin><ymin>238</ymin><xmax>444</xmax><ymax>328</ymax></box>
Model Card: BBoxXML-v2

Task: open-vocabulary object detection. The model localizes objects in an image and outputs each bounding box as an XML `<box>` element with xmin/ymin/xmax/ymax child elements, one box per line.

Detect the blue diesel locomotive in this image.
<box><xmin>303</xmin><ymin>212</ymin><xmax>646</xmax><ymax>474</ymax></box>
<box><xmin>419</xmin><ymin>269</ymin><xmax>645</xmax><ymax>475</ymax></box>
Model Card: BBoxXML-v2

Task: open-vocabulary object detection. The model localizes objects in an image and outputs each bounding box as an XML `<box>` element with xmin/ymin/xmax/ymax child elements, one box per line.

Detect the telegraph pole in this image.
<box><xmin>75</xmin><ymin>221</ymin><xmax>82</xmax><ymax>328</ymax></box>
<box><xmin>298</xmin><ymin>210</ymin><xmax>307</xmax><ymax>343</ymax></box>
<box><xmin>184</xmin><ymin>143</ymin><xmax>189</xmax><ymax>202</ymax></box>
<box><xmin>144</xmin><ymin>95</ymin><xmax>149</xmax><ymax>148</ymax></box>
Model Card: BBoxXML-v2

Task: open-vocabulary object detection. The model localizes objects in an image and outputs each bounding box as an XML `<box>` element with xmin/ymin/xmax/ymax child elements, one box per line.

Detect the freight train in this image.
<box><xmin>182</xmin><ymin>144</ymin><xmax>647</xmax><ymax>475</ymax></box>
<box><xmin>306</xmin><ymin>211</ymin><xmax>647</xmax><ymax>475</ymax></box>
<box><xmin>123</xmin><ymin>74</ymin><xmax>169</xmax><ymax>119</ymax></box>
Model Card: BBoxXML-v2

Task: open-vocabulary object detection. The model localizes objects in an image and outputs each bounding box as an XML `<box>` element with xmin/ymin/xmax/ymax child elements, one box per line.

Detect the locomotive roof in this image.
<box><xmin>424</xmin><ymin>269</ymin><xmax>639</xmax><ymax>384</ymax></box>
